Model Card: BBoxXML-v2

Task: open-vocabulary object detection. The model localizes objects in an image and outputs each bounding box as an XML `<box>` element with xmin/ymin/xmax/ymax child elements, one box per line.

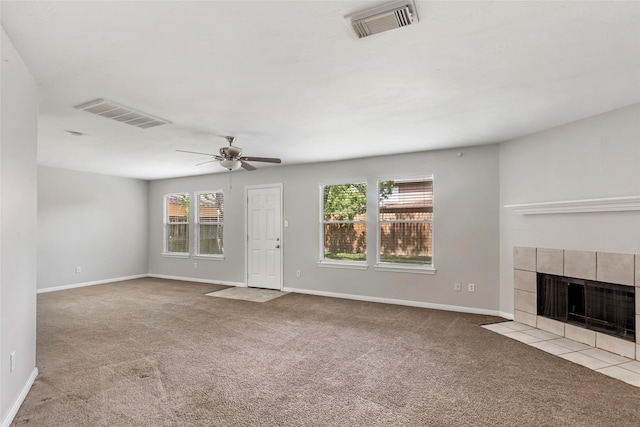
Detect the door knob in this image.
<box><xmin>275</xmin><ymin>245</ymin><xmax>280</xmax><ymax>249</ymax></box>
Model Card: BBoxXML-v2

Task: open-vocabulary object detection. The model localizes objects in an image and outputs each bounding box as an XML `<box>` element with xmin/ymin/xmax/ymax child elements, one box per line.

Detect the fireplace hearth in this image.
<box><xmin>537</xmin><ymin>273</ymin><xmax>635</xmax><ymax>342</ymax></box>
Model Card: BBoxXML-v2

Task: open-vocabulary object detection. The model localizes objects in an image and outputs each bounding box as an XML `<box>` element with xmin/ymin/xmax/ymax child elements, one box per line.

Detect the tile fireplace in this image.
<box><xmin>514</xmin><ymin>247</ymin><xmax>640</xmax><ymax>360</ymax></box>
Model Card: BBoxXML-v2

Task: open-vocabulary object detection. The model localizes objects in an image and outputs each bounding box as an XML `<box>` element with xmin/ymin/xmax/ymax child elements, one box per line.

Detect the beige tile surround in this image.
<box><xmin>514</xmin><ymin>247</ymin><xmax>640</xmax><ymax>361</ymax></box>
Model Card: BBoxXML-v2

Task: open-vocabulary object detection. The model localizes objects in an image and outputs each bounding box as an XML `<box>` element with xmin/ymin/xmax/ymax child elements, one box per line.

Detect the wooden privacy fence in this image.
<box><xmin>380</xmin><ymin>221</ymin><xmax>432</xmax><ymax>257</ymax></box>
<box><xmin>324</xmin><ymin>220</ymin><xmax>432</xmax><ymax>257</ymax></box>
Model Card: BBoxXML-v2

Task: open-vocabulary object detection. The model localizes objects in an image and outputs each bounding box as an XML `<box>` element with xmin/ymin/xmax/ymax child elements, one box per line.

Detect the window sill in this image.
<box><xmin>375</xmin><ymin>264</ymin><xmax>436</xmax><ymax>274</ymax></box>
<box><xmin>317</xmin><ymin>261</ymin><xmax>369</xmax><ymax>271</ymax></box>
<box><xmin>193</xmin><ymin>254</ymin><xmax>225</xmax><ymax>261</ymax></box>
<box><xmin>162</xmin><ymin>252</ymin><xmax>190</xmax><ymax>259</ymax></box>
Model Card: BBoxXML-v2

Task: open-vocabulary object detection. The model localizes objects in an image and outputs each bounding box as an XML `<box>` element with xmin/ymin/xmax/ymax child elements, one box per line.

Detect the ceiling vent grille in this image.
<box><xmin>347</xmin><ymin>1</ymin><xmax>418</xmax><ymax>39</ymax></box>
<box><xmin>73</xmin><ymin>98</ymin><xmax>171</xmax><ymax>129</ymax></box>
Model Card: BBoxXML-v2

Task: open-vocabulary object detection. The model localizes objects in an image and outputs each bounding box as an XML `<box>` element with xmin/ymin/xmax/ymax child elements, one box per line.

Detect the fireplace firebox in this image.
<box><xmin>537</xmin><ymin>273</ymin><xmax>635</xmax><ymax>342</ymax></box>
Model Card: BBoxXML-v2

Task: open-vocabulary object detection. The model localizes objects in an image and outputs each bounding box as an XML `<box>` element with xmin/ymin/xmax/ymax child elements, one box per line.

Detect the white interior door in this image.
<box><xmin>246</xmin><ymin>185</ymin><xmax>282</xmax><ymax>290</ymax></box>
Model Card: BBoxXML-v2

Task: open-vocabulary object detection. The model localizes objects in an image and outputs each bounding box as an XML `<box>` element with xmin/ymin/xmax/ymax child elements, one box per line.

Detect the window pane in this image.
<box><xmin>324</xmin><ymin>223</ymin><xmax>366</xmax><ymax>261</ymax></box>
<box><xmin>322</xmin><ymin>183</ymin><xmax>367</xmax><ymax>262</ymax></box>
<box><xmin>168</xmin><ymin>224</ymin><xmax>189</xmax><ymax>253</ymax></box>
<box><xmin>199</xmin><ymin>193</ymin><xmax>223</xmax><ymax>222</ymax></box>
<box><xmin>196</xmin><ymin>192</ymin><xmax>224</xmax><ymax>255</ymax></box>
<box><xmin>378</xmin><ymin>177</ymin><xmax>433</xmax><ymax>265</ymax></box>
<box><xmin>323</xmin><ymin>183</ymin><xmax>367</xmax><ymax>221</ymax></box>
<box><xmin>379</xmin><ymin>179</ymin><xmax>432</xmax><ymax>216</ymax></box>
<box><xmin>379</xmin><ymin>222</ymin><xmax>432</xmax><ymax>265</ymax></box>
<box><xmin>166</xmin><ymin>193</ymin><xmax>189</xmax><ymax>253</ymax></box>
<box><xmin>167</xmin><ymin>194</ymin><xmax>189</xmax><ymax>223</ymax></box>
<box><xmin>199</xmin><ymin>224</ymin><xmax>223</xmax><ymax>255</ymax></box>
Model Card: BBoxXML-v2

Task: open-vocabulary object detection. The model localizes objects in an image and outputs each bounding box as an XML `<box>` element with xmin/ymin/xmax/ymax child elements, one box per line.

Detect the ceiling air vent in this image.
<box><xmin>346</xmin><ymin>0</ymin><xmax>418</xmax><ymax>39</ymax></box>
<box><xmin>73</xmin><ymin>98</ymin><xmax>171</xmax><ymax>129</ymax></box>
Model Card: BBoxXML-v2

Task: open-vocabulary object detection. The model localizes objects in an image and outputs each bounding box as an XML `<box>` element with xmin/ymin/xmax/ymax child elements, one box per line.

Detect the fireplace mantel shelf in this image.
<box><xmin>504</xmin><ymin>195</ymin><xmax>640</xmax><ymax>215</ymax></box>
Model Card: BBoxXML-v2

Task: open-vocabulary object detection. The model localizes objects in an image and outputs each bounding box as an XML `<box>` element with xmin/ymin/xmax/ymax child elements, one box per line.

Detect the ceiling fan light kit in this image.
<box><xmin>219</xmin><ymin>159</ymin><xmax>242</xmax><ymax>171</ymax></box>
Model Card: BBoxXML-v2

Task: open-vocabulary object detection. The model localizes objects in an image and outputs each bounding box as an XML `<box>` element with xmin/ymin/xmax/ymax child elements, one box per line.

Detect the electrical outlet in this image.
<box><xmin>454</xmin><ymin>282</ymin><xmax>462</xmax><ymax>291</ymax></box>
<box><xmin>194</xmin><ymin>262</ymin><xmax>198</xmax><ymax>269</ymax></box>
<box><xmin>296</xmin><ymin>270</ymin><xmax>301</xmax><ymax>277</ymax></box>
<box><xmin>10</xmin><ymin>351</ymin><xmax>15</xmax><ymax>372</ymax></box>
<box><xmin>75</xmin><ymin>266</ymin><xmax>81</xmax><ymax>273</ymax></box>
<box><xmin>468</xmin><ymin>283</ymin><xmax>475</xmax><ymax>292</ymax></box>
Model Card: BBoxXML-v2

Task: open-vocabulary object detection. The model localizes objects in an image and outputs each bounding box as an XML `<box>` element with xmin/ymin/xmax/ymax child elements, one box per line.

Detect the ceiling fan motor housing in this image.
<box><xmin>220</xmin><ymin>144</ymin><xmax>242</xmax><ymax>159</ymax></box>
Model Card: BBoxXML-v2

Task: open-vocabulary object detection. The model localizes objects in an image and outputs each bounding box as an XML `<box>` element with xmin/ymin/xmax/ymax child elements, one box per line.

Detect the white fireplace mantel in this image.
<box><xmin>504</xmin><ymin>195</ymin><xmax>640</xmax><ymax>215</ymax></box>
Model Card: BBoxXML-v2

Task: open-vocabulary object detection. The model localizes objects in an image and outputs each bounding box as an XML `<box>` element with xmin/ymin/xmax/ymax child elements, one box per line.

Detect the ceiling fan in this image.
<box><xmin>177</xmin><ymin>136</ymin><xmax>281</xmax><ymax>171</ymax></box>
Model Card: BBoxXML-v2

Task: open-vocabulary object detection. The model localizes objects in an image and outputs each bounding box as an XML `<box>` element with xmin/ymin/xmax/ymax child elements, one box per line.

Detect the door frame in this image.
<box><xmin>244</xmin><ymin>183</ymin><xmax>284</xmax><ymax>290</ymax></box>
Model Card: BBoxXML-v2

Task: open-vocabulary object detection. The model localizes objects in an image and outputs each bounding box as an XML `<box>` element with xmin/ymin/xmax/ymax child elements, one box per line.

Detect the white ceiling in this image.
<box><xmin>2</xmin><ymin>1</ymin><xmax>639</xmax><ymax>180</ymax></box>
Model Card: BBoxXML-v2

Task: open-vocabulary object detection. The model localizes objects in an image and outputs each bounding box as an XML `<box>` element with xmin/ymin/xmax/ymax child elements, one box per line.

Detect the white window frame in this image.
<box><xmin>163</xmin><ymin>192</ymin><xmax>190</xmax><ymax>257</ymax></box>
<box><xmin>375</xmin><ymin>176</ymin><xmax>435</xmax><ymax>274</ymax></box>
<box><xmin>194</xmin><ymin>190</ymin><xmax>225</xmax><ymax>259</ymax></box>
<box><xmin>318</xmin><ymin>182</ymin><xmax>368</xmax><ymax>270</ymax></box>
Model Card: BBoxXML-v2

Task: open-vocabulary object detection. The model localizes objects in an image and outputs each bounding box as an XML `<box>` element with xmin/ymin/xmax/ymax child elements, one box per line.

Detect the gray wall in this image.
<box><xmin>149</xmin><ymin>144</ymin><xmax>501</xmax><ymax>312</ymax></box>
<box><xmin>37</xmin><ymin>166</ymin><xmax>149</xmax><ymax>290</ymax></box>
<box><xmin>1</xmin><ymin>27</ymin><xmax>38</xmax><ymax>425</ymax></box>
<box><xmin>499</xmin><ymin>103</ymin><xmax>640</xmax><ymax>314</ymax></box>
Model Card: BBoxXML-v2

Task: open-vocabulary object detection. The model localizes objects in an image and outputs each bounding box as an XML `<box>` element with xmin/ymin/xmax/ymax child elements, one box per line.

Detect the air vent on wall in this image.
<box><xmin>73</xmin><ymin>98</ymin><xmax>171</xmax><ymax>129</ymax></box>
<box><xmin>346</xmin><ymin>0</ymin><xmax>418</xmax><ymax>39</ymax></box>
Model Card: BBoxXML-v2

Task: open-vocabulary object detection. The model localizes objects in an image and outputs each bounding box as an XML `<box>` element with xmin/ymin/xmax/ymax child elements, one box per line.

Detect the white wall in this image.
<box><xmin>149</xmin><ymin>144</ymin><xmax>501</xmax><ymax>312</ymax></box>
<box><xmin>499</xmin><ymin>103</ymin><xmax>640</xmax><ymax>314</ymax></box>
<box><xmin>37</xmin><ymin>166</ymin><xmax>149</xmax><ymax>290</ymax></box>
<box><xmin>0</xmin><ymin>27</ymin><xmax>38</xmax><ymax>425</ymax></box>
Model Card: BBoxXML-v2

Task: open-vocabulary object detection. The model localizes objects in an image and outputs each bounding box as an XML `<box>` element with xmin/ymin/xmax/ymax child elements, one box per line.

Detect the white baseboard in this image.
<box><xmin>36</xmin><ymin>274</ymin><xmax>148</xmax><ymax>294</ymax></box>
<box><xmin>1</xmin><ymin>368</ymin><xmax>38</xmax><ymax>427</ymax></box>
<box><xmin>282</xmin><ymin>286</ymin><xmax>505</xmax><ymax>318</ymax></box>
<box><xmin>147</xmin><ymin>274</ymin><xmax>245</xmax><ymax>288</ymax></box>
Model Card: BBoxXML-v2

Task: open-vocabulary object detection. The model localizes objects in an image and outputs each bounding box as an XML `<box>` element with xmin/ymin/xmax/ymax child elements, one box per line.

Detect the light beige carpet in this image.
<box><xmin>12</xmin><ymin>278</ymin><xmax>640</xmax><ymax>426</ymax></box>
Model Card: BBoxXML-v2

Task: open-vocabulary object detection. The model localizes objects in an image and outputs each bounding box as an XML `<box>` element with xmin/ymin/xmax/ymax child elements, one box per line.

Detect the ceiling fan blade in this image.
<box><xmin>240</xmin><ymin>161</ymin><xmax>256</xmax><ymax>171</ymax></box>
<box><xmin>195</xmin><ymin>159</ymin><xmax>220</xmax><ymax>166</ymax></box>
<box><xmin>176</xmin><ymin>149</ymin><xmax>217</xmax><ymax>156</ymax></box>
<box><xmin>240</xmin><ymin>156</ymin><xmax>281</xmax><ymax>164</ymax></box>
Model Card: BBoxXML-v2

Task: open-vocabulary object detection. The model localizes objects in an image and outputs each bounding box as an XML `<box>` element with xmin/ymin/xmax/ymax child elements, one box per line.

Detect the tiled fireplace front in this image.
<box><xmin>514</xmin><ymin>247</ymin><xmax>640</xmax><ymax>361</ymax></box>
